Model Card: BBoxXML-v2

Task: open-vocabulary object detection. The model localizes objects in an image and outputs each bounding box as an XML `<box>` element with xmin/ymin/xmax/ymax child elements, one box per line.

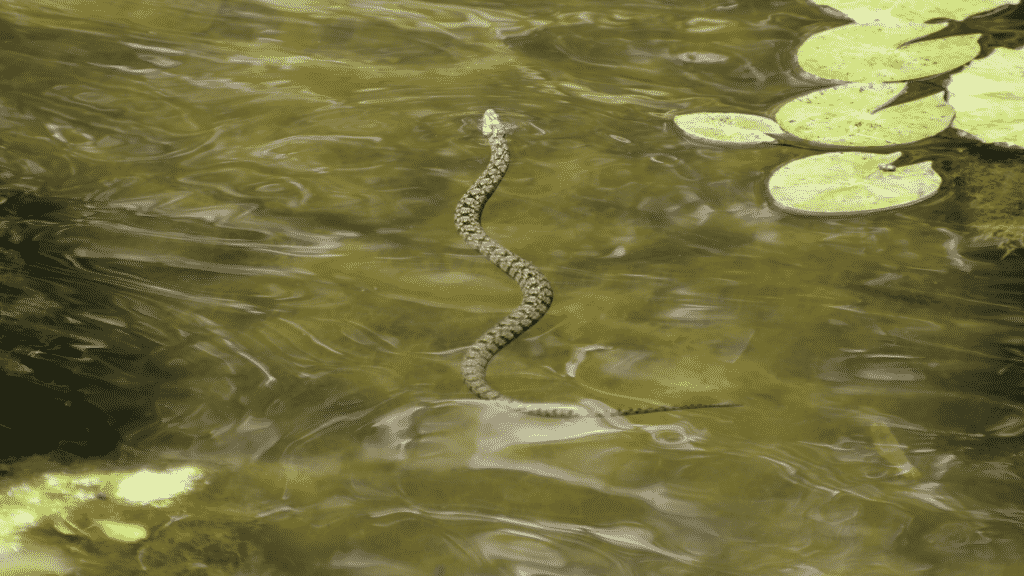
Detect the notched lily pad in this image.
<box><xmin>768</xmin><ymin>151</ymin><xmax>941</xmax><ymax>215</ymax></box>
<box><xmin>775</xmin><ymin>82</ymin><xmax>953</xmax><ymax>147</ymax></box>
<box><xmin>799</xmin><ymin>23</ymin><xmax>980</xmax><ymax>83</ymax></box>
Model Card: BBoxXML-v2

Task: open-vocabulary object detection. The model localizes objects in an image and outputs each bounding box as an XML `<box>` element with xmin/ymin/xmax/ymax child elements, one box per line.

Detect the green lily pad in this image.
<box><xmin>948</xmin><ymin>47</ymin><xmax>1024</xmax><ymax>148</ymax></box>
<box><xmin>798</xmin><ymin>22</ymin><xmax>980</xmax><ymax>83</ymax></box>
<box><xmin>809</xmin><ymin>0</ymin><xmax>1018</xmax><ymax>25</ymax></box>
<box><xmin>775</xmin><ymin>82</ymin><xmax>953</xmax><ymax>147</ymax></box>
<box><xmin>768</xmin><ymin>151</ymin><xmax>941</xmax><ymax>215</ymax></box>
<box><xmin>673</xmin><ymin>112</ymin><xmax>784</xmax><ymax>146</ymax></box>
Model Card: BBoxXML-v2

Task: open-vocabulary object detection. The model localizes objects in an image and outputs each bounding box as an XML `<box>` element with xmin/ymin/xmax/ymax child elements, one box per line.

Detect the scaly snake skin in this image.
<box><xmin>456</xmin><ymin>109</ymin><xmax>739</xmax><ymax>417</ymax></box>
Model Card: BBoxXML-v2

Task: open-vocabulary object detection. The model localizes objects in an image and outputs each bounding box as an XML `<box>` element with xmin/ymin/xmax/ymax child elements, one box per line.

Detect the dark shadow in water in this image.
<box><xmin>0</xmin><ymin>191</ymin><xmax>159</xmax><ymax>465</ymax></box>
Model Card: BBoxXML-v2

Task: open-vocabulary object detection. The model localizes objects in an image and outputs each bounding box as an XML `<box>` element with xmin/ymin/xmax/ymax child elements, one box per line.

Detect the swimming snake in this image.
<box><xmin>455</xmin><ymin>109</ymin><xmax>739</xmax><ymax>417</ymax></box>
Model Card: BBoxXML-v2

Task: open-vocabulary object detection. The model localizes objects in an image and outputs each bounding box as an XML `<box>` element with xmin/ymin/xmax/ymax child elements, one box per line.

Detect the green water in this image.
<box><xmin>1</xmin><ymin>0</ymin><xmax>1023</xmax><ymax>574</ymax></box>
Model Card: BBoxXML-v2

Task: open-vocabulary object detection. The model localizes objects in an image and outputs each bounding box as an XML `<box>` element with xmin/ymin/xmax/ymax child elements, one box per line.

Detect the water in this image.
<box><xmin>1</xmin><ymin>0</ymin><xmax>1023</xmax><ymax>574</ymax></box>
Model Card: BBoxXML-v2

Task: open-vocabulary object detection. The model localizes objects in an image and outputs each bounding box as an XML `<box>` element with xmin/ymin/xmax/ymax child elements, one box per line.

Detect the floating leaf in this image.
<box><xmin>809</xmin><ymin>0</ymin><xmax>1018</xmax><ymax>25</ymax></box>
<box><xmin>768</xmin><ymin>151</ymin><xmax>941</xmax><ymax>215</ymax></box>
<box><xmin>947</xmin><ymin>47</ymin><xmax>1024</xmax><ymax>148</ymax></box>
<box><xmin>798</xmin><ymin>23</ymin><xmax>980</xmax><ymax>82</ymax></box>
<box><xmin>775</xmin><ymin>82</ymin><xmax>953</xmax><ymax>147</ymax></box>
<box><xmin>673</xmin><ymin>112</ymin><xmax>784</xmax><ymax>146</ymax></box>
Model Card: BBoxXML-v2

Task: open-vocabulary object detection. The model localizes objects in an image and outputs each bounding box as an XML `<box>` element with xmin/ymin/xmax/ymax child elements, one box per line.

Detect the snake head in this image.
<box><xmin>480</xmin><ymin>109</ymin><xmax>504</xmax><ymax>137</ymax></box>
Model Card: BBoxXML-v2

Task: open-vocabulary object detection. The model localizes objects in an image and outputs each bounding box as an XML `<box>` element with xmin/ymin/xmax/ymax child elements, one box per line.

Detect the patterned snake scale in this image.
<box><xmin>455</xmin><ymin>109</ymin><xmax>740</xmax><ymax>418</ymax></box>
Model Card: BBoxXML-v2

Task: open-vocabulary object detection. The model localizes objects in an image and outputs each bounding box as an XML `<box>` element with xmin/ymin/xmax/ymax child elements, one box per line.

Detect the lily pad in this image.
<box><xmin>947</xmin><ymin>47</ymin><xmax>1024</xmax><ymax>148</ymax></box>
<box><xmin>767</xmin><ymin>151</ymin><xmax>941</xmax><ymax>215</ymax></box>
<box><xmin>673</xmin><ymin>112</ymin><xmax>785</xmax><ymax>146</ymax></box>
<box><xmin>809</xmin><ymin>0</ymin><xmax>1018</xmax><ymax>25</ymax></box>
<box><xmin>798</xmin><ymin>22</ymin><xmax>980</xmax><ymax>83</ymax></box>
<box><xmin>775</xmin><ymin>82</ymin><xmax>953</xmax><ymax>147</ymax></box>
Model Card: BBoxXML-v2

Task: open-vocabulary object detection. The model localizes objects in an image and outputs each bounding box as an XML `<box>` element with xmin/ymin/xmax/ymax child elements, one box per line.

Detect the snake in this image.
<box><xmin>455</xmin><ymin>109</ymin><xmax>740</xmax><ymax>418</ymax></box>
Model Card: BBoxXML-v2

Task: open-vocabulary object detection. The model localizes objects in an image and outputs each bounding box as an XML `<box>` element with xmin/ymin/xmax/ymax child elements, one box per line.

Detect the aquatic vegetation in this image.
<box><xmin>671</xmin><ymin>0</ymin><xmax>1024</xmax><ymax>252</ymax></box>
<box><xmin>797</xmin><ymin>22</ymin><xmax>981</xmax><ymax>82</ymax></box>
<box><xmin>773</xmin><ymin>82</ymin><xmax>954</xmax><ymax>148</ymax></box>
<box><xmin>810</xmin><ymin>0</ymin><xmax>1017</xmax><ymax>24</ymax></box>
<box><xmin>768</xmin><ymin>151</ymin><xmax>940</xmax><ymax>215</ymax></box>
<box><xmin>1</xmin><ymin>466</ymin><xmax>204</xmax><ymax>573</ymax></box>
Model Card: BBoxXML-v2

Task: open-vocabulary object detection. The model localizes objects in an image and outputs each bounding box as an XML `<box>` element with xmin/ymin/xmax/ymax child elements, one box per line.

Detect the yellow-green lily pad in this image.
<box><xmin>775</xmin><ymin>82</ymin><xmax>953</xmax><ymax>147</ymax></box>
<box><xmin>948</xmin><ymin>47</ymin><xmax>1024</xmax><ymax>148</ymax></box>
<box><xmin>809</xmin><ymin>0</ymin><xmax>1018</xmax><ymax>25</ymax></box>
<box><xmin>673</xmin><ymin>112</ymin><xmax>784</xmax><ymax>146</ymax></box>
<box><xmin>768</xmin><ymin>151</ymin><xmax>941</xmax><ymax>215</ymax></box>
<box><xmin>798</xmin><ymin>22</ymin><xmax>980</xmax><ymax>82</ymax></box>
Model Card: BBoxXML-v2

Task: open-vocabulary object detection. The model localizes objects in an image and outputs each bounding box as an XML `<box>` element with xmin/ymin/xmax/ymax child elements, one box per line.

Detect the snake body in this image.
<box><xmin>456</xmin><ymin>109</ymin><xmax>739</xmax><ymax>417</ymax></box>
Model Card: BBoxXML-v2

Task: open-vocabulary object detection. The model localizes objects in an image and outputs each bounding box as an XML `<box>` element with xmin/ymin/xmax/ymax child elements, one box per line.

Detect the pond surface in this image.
<box><xmin>2</xmin><ymin>0</ymin><xmax>1024</xmax><ymax>574</ymax></box>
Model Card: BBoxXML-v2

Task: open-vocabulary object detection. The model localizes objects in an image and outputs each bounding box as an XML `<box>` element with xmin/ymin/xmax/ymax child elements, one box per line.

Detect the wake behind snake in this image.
<box><xmin>456</xmin><ymin>109</ymin><xmax>739</xmax><ymax>417</ymax></box>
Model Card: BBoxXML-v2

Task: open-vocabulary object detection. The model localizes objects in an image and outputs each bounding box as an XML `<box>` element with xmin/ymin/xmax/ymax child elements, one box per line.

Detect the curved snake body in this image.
<box><xmin>456</xmin><ymin>109</ymin><xmax>739</xmax><ymax>417</ymax></box>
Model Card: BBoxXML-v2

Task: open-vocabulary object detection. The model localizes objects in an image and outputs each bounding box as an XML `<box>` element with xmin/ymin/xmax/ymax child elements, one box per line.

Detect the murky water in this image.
<box><xmin>2</xmin><ymin>0</ymin><xmax>1024</xmax><ymax>574</ymax></box>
